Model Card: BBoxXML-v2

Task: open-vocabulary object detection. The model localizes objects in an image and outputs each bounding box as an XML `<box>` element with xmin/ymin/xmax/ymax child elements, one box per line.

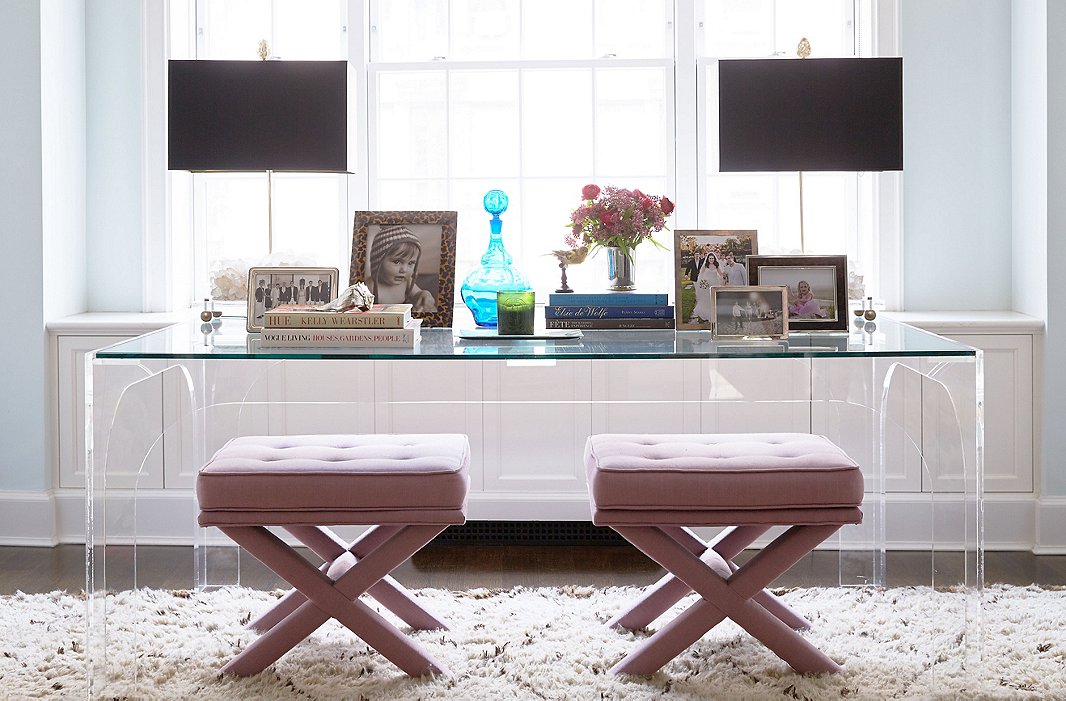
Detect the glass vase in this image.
<box><xmin>606</xmin><ymin>246</ymin><xmax>636</xmax><ymax>291</ymax></box>
<box><xmin>460</xmin><ymin>190</ymin><xmax>531</xmax><ymax>327</ymax></box>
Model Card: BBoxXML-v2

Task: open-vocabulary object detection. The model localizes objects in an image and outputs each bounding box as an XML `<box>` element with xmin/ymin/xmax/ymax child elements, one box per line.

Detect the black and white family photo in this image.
<box><xmin>246</xmin><ymin>266</ymin><xmax>339</xmax><ymax>332</ymax></box>
<box><xmin>711</xmin><ymin>286</ymin><xmax>788</xmax><ymax>339</ymax></box>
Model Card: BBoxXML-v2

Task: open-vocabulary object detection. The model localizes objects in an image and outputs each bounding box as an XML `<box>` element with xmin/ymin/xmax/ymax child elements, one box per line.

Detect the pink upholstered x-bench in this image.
<box><xmin>585</xmin><ymin>432</ymin><xmax>863</xmax><ymax>676</ymax></box>
<box><xmin>197</xmin><ymin>433</ymin><xmax>470</xmax><ymax>678</ymax></box>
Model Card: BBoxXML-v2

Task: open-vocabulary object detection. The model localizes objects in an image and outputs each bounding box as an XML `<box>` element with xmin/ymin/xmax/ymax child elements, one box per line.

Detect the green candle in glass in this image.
<box><xmin>496</xmin><ymin>290</ymin><xmax>535</xmax><ymax>335</ymax></box>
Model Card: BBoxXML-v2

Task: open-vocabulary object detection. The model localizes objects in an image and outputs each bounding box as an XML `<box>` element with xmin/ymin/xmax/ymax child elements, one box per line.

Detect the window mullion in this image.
<box><xmin>675</xmin><ymin>0</ymin><xmax>698</xmax><ymax>229</ymax></box>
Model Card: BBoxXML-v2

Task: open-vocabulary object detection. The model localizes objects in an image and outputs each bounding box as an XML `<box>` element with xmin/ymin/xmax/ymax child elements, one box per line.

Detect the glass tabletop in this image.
<box><xmin>95</xmin><ymin>315</ymin><xmax>977</xmax><ymax>361</ymax></box>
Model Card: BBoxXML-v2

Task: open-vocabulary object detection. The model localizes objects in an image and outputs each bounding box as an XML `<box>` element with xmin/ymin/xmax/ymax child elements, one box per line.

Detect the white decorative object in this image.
<box><xmin>316</xmin><ymin>281</ymin><xmax>375</xmax><ymax>312</ymax></box>
<box><xmin>210</xmin><ymin>253</ymin><xmax>316</xmax><ymax>301</ymax></box>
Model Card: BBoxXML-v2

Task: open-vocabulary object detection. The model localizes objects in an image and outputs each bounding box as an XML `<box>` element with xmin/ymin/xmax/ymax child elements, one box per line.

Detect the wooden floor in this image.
<box><xmin>2</xmin><ymin>543</ymin><xmax>1065</xmax><ymax>595</ymax></box>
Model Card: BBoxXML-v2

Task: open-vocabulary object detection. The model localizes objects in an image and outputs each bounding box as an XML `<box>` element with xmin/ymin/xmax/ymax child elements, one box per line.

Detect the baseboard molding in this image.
<box><xmin>0</xmin><ymin>489</ymin><xmax>1056</xmax><ymax>551</ymax></box>
<box><xmin>0</xmin><ymin>490</ymin><xmax>59</xmax><ymax>546</ymax></box>
<box><xmin>1034</xmin><ymin>497</ymin><xmax>1066</xmax><ymax>554</ymax></box>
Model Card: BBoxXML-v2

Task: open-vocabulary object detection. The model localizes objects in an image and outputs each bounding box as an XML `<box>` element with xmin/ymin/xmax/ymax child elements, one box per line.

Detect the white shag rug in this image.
<box><xmin>1</xmin><ymin>585</ymin><xmax>1064</xmax><ymax>699</ymax></box>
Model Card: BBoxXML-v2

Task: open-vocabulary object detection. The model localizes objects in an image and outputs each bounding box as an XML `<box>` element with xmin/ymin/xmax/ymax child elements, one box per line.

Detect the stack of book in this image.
<box><xmin>259</xmin><ymin>304</ymin><xmax>421</xmax><ymax>347</ymax></box>
<box><xmin>544</xmin><ymin>293</ymin><xmax>675</xmax><ymax>330</ymax></box>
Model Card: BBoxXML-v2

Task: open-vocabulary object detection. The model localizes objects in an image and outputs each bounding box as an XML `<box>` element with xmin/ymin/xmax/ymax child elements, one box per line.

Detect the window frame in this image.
<box><xmin>146</xmin><ymin>0</ymin><xmax>902</xmax><ymax>312</ymax></box>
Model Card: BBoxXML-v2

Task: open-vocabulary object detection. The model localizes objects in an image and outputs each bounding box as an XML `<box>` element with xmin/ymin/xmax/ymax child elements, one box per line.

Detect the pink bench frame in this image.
<box><xmin>218</xmin><ymin>523</ymin><xmax>451</xmax><ymax>677</ymax></box>
<box><xmin>604</xmin><ymin>523</ymin><xmax>846</xmax><ymax>675</ymax></box>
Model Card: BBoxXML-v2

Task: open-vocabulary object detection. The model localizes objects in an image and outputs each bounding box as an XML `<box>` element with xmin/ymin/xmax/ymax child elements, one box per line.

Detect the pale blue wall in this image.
<box><xmin>0</xmin><ymin>1</ymin><xmax>48</xmax><ymax>491</ymax></box>
<box><xmin>901</xmin><ymin>0</ymin><xmax>1013</xmax><ymax>311</ymax></box>
<box><xmin>1043</xmin><ymin>0</ymin><xmax>1066</xmax><ymax>496</ymax></box>
<box><xmin>42</xmin><ymin>0</ymin><xmax>88</xmax><ymax>321</ymax></box>
<box><xmin>86</xmin><ymin>0</ymin><xmax>144</xmax><ymax>312</ymax></box>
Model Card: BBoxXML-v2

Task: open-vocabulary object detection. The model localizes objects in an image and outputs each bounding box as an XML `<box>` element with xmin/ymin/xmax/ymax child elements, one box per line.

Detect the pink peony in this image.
<box><xmin>567</xmin><ymin>184</ymin><xmax>674</xmax><ymax>257</ymax></box>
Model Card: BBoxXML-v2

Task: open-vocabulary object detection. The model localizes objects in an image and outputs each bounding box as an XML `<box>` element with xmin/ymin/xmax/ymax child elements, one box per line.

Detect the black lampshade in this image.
<box><xmin>718</xmin><ymin>57</ymin><xmax>902</xmax><ymax>172</ymax></box>
<box><xmin>168</xmin><ymin>60</ymin><xmax>352</xmax><ymax>172</ymax></box>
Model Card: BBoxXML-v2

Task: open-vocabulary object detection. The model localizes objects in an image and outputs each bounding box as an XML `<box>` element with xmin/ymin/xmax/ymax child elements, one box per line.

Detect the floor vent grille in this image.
<box><xmin>434</xmin><ymin>520</ymin><xmax>627</xmax><ymax>546</ymax></box>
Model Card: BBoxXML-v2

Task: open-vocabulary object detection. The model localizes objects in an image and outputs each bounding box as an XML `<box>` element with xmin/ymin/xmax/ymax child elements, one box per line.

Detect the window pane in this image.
<box><xmin>450</xmin><ymin>0</ymin><xmax>520</xmax><ymax>60</ymax></box>
<box><xmin>773</xmin><ymin>0</ymin><xmax>852</xmax><ymax>57</ymax></box>
<box><xmin>522</xmin><ymin>70</ymin><xmax>594</xmax><ymax>177</ymax></box>
<box><xmin>522</xmin><ymin>0</ymin><xmax>593</xmax><ymax>60</ymax></box>
<box><xmin>376</xmin><ymin>72</ymin><xmax>449</xmax><ymax>179</ymax></box>
<box><xmin>270</xmin><ymin>174</ymin><xmax>347</xmax><ymax>269</ymax></box>
<box><xmin>704</xmin><ymin>0</ymin><xmax>775</xmax><ymax>57</ymax></box>
<box><xmin>704</xmin><ymin>0</ymin><xmax>853</xmax><ymax>58</ymax></box>
<box><xmin>373</xmin><ymin>0</ymin><xmax>449</xmax><ymax>62</ymax></box>
<box><xmin>202</xmin><ymin>0</ymin><xmax>270</xmax><ymax>59</ymax></box>
<box><xmin>449</xmin><ymin>70</ymin><xmax>520</xmax><ymax>178</ymax></box>
<box><xmin>595</xmin><ymin>0</ymin><xmax>671</xmax><ymax>58</ymax></box>
<box><xmin>376</xmin><ymin>180</ymin><xmax>450</xmax><ymax>211</ymax></box>
<box><xmin>595</xmin><ymin>68</ymin><xmax>669</xmax><ymax>177</ymax></box>
<box><xmin>202</xmin><ymin>174</ymin><xmax>268</xmax><ymax>263</ymax></box>
<box><xmin>274</xmin><ymin>0</ymin><xmax>345</xmax><ymax>59</ymax></box>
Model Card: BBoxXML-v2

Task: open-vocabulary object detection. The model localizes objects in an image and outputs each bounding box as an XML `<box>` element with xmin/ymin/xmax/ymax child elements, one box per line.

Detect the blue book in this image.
<box><xmin>548</xmin><ymin>292</ymin><xmax>669</xmax><ymax>306</ymax></box>
<box><xmin>545</xmin><ymin>305</ymin><xmax>674</xmax><ymax>319</ymax></box>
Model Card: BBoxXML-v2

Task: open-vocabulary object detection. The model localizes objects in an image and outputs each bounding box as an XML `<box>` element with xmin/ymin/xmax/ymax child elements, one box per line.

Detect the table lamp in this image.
<box><xmin>168</xmin><ymin>57</ymin><xmax>353</xmax><ymax>253</ymax></box>
<box><xmin>717</xmin><ymin>55</ymin><xmax>903</xmax><ymax>252</ymax></box>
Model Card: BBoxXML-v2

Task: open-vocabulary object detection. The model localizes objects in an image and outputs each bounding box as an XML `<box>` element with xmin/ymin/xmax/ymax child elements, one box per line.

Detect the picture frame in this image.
<box><xmin>746</xmin><ymin>255</ymin><xmax>848</xmax><ymax>332</ymax></box>
<box><xmin>246</xmin><ymin>266</ymin><xmax>340</xmax><ymax>333</ymax></box>
<box><xmin>351</xmin><ymin>211</ymin><xmax>458</xmax><ymax>328</ymax></box>
<box><xmin>672</xmin><ymin>229</ymin><xmax>758</xmax><ymax>330</ymax></box>
<box><xmin>710</xmin><ymin>285</ymin><xmax>789</xmax><ymax>340</ymax></box>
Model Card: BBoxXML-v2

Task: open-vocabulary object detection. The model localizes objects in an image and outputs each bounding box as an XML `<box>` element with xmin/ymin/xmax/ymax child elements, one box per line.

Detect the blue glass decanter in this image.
<box><xmin>460</xmin><ymin>190</ymin><xmax>531</xmax><ymax>327</ymax></box>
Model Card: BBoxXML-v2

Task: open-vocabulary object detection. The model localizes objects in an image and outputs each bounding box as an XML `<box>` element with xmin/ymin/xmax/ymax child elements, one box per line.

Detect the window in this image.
<box><xmin>169</xmin><ymin>0</ymin><xmax>896</xmax><ymax>309</ymax></box>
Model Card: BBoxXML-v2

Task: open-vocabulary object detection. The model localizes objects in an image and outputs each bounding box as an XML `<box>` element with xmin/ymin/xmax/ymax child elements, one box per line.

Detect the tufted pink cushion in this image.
<box><xmin>197</xmin><ymin>434</ymin><xmax>470</xmax><ymax>527</ymax></box>
<box><xmin>586</xmin><ymin>433</ymin><xmax>863</xmax><ymax>526</ymax></box>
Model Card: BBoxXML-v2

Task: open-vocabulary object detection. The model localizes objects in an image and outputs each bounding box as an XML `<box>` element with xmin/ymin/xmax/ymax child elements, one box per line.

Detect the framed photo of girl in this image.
<box><xmin>672</xmin><ymin>229</ymin><xmax>758</xmax><ymax>331</ymax></box>
<box><xmin>246</xmin><ymin>266</ymin><xmax>339</xmax><ymax>333</ymax></box>
<box><xmin>746</xmin><ymin>255</ymin><xmax>849</xmax><ymax>332</ymax></box>
<box><xmin>350</xmin><ymin>211</ymin><xmax>458</xmax><ymax>328</ymax></box>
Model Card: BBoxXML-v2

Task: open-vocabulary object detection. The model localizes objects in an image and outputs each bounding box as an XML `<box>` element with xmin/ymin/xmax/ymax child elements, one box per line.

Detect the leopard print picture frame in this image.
<box><xmin>350</xmin><ymin>211</ymin><xmax>458</xmax><ymax>328</ymax></box>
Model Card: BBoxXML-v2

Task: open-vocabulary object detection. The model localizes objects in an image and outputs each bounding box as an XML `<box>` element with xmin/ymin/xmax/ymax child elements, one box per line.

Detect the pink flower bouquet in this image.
<box><xmin>567</xmin><ymin>184</ymin><xmax>674</xmax><ymax>259</ymax></box>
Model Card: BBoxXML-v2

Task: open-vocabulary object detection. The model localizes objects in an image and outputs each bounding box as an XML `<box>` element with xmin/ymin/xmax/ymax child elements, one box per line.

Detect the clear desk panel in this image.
<box><xmin>87</xmin><ymin>317</ymin><xmax>982</xmax><ymax>695</ymax></box>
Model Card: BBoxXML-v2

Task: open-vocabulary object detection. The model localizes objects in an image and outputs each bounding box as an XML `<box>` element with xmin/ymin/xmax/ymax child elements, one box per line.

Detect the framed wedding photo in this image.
<box><xmin>710</xmin><ymin>285</ymin><xmax>788</xmax><ymax>340</ymax></box>
<box><xmin>351</xmin><ymin>211</ymin><xmax>458</xmax><ymax>328</ymax></box>
<box><xmin>246</xmin><ymin>266</ymin><xmax>339</xmax><ymax>333</ymax></box>
<box><xmin>746</xmin><ymin>255</ymin><xmax>848</xmax><ymax>331</ymax></box>
<box><xmin>673</xmin><ymin>229</ymin><xmax>758</xmax><ymax>331</ymax></box>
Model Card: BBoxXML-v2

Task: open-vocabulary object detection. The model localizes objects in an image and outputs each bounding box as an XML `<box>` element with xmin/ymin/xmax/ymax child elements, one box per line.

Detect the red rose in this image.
<box><xmin>581</xmin><ymin>184</ymin><xmax>601</xmax><ymax>200</ymax></box>
<box><xmin>661</xmin><ymin>197</ymin><xmax>675</xmax><ymax>215</ymax></box>
<box><xmin>599</xmin><ymin>210</ymin><xmax>618</xmax><ymax>227</ymax></box>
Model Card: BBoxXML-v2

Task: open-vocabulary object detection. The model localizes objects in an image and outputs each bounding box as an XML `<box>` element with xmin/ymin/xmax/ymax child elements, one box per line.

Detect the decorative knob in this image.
<box><xmin>483</xmin><ymin>189</ymin><xmax>509</xmax><ymax>217</ymax></box>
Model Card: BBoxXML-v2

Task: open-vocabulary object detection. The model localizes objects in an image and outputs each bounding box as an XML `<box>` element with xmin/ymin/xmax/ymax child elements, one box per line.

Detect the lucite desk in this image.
<box><xmin>86</xmin><ymin>316</ymin><xmax>982</xmax><ymax>695</ymax></box>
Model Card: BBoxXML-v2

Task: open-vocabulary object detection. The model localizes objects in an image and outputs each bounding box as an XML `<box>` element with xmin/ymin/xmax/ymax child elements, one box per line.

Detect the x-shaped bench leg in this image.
<box><xmin>220</xmin><ymin>523</ymin><xmax>448</xmax><ymax>678</ymax></box>
<box><xmin>609</xmin><ymin>525</ymin><xmax>811</xmax><ymax>632</ymax></box>
<box><xmin>248</xmin><ymin>525</ymin><xmax>446</xmax><ymax>634</ymax></box>
<box><xmin>611</xmin><ymin>524</ymin><xmax>843</xmax><ymax>676</ymax></box>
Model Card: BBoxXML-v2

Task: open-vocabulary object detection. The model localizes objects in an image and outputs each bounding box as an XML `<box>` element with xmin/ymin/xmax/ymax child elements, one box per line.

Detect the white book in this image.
<box><xmin>259</xmin><ymin>318</ymin><xmax>422</xmax><ymax>347</ymax></box>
